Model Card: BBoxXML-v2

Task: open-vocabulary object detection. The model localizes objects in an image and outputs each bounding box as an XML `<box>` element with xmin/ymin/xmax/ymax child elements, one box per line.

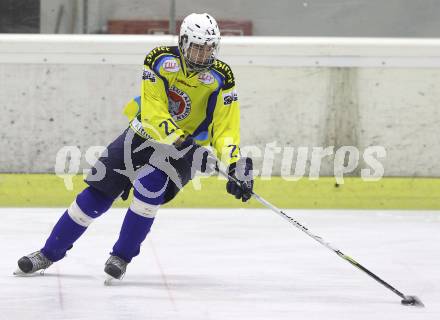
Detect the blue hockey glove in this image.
<box><xmin>226</xmin><ymin>157</ymin><xmax>254</xmax><ymax>202</ymax></box>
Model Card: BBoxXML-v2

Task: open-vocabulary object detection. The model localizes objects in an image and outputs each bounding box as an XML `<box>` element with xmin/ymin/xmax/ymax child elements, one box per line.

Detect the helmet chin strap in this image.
<box><xmin>186</xmin><ymin>60</ymin><xmax>209</xmax><ymax>73</ymax></box>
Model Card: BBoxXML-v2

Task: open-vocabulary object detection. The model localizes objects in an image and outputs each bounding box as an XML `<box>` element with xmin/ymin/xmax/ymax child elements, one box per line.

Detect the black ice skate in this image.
<box><xmin>15</xmin><ymin>250</ymin><xmax>53</xmax><ymax>275</ymax></box>
<box><xmin>104</xmin><ymin>255</ymin><xmax>128</xmax><ymax>285</ymax></box>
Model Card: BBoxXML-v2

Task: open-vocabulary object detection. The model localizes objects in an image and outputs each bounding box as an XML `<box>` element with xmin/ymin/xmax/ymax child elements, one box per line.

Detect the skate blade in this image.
<box><xmin>13</xmin><ymin>268</ymin><xmax>47</xmax><ymax>277</ymax></box>
<box><xmin>13</xmin><ymin>269</ymin><xmax>34</xmax><ymax>277</ymax></box>
<box><xmin>104</xmin><ymin>276</ymin><xmax>117</xmax><ymax>286</ymax></box>
<box><xmin>13</xmin><ymin>269</ymin><xmax>25</xmax><ymax>276</ymax></box>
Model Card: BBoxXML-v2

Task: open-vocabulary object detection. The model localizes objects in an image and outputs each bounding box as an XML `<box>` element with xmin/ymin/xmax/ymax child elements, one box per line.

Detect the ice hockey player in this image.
<box><xmin>16</xmin><ymin>13</ymin><xmax>254</xmax><ymax>281</ymax></box>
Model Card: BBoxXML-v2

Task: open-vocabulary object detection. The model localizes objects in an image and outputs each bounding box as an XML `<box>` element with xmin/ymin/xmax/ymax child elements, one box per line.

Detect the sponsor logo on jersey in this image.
<box><xmin>198</xmin><ymin>72</ymin><xmax>215</xmax><ymax>85</ymax></box>
<box><xmin>163</xmin><ymin>59</ymin><xmax>180</xmax><ymax>72</ymax></box>
<box><xmin>168</xmin><ymin>86</ymin><xmax>191</xmax><ymax>121</ymax></box>
<box><xmin>223</xmin><ymin>90</ymin><xmax>238</xmax><ymax>106</ymax></box>
<box><xmin>142</xmin><ymin>68</ymin><xmax>156</xmax><ymax>82</ymax></box>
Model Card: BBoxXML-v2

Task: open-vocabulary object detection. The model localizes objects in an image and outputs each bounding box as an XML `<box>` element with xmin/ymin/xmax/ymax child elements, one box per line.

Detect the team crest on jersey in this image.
<box><xmin>163</xmin><ymin>59</ymin><xmax>180</xmax><ymax>72</ymax></box>
<box><xmin>168</xmin><ymin>86</ymin><xmax>191</xmax><ymax>121</ymax></box>
<box><xmin>198</xmin><ymin>72</ymin><xmax>215</xmax><ymax>85</ymax></box>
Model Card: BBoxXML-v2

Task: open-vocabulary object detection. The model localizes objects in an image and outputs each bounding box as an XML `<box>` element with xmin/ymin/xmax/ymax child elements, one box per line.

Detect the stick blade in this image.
<box><xmin>401</xmin><ymin>295</ymin><xmax>424</xmax><ymax>308</ymax></box>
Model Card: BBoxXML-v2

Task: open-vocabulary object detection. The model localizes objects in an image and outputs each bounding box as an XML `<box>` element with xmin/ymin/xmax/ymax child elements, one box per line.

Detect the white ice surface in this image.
<box><xmin>0</xmin><ymin>208</ymin><xmax>439</xmax><ymax>320</ymax></box>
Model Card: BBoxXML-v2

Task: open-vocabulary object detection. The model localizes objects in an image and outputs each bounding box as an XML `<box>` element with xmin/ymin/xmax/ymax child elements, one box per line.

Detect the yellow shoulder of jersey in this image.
<box><xmin>144</xmin><ymin>46</ymin><xmax>181</xmax><ymax>76</ymax></box>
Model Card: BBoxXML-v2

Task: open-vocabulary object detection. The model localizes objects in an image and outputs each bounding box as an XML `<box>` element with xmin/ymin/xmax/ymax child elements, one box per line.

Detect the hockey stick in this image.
<box><xmin>217</xmin><ymin>166</ymin><xmax>424</xmax><ymax>307</ymax></box>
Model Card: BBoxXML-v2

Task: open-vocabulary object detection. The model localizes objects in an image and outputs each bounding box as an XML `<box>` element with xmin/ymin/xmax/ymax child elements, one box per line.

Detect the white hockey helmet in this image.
<box><xmin>179</xmin><ymin>13</ymin><xmax>221</xmax><ymax>72</ymax></box>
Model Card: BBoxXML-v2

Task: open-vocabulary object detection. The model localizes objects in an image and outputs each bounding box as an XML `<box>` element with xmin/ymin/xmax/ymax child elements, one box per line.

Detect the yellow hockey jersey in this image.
<box><xmin>123</xmin><ymin>46</ymin><xmax>240</xmax><ymax>165</ymax></box>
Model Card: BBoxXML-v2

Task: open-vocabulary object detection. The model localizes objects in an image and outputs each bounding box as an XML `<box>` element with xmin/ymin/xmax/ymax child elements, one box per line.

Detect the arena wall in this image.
<box><xmin>1</xmin><ymin>35</ymin><xmax>440</xmax><ymax>177</ymax></box>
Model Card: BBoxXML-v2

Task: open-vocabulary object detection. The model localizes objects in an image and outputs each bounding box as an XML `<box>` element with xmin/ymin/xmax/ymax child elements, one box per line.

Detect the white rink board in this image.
<box><xmin>2</xmin><ymin>36</ymin><xmax>440</xmax><ymax>175</ymax></box>
<box><xmin>3</xmin><ymin>35</ymin><xmax>440</xmax><ymax>67</ymax></box>
<box><xmin>1</xmin><ymin>208</ymin><xmax>439</xmax><ymax>320</ymax></box>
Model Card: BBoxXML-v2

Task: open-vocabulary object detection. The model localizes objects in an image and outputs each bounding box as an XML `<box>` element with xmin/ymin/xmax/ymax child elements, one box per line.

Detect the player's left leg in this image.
<box><xmin>104</xmin><ymin>165</ymin><xmax>169</xmax><ymax>280</ymax></box>
<box><xmin>104</xmin><ymin>159</ymin><xmax>191</xmax><ymax>281</ymax></box>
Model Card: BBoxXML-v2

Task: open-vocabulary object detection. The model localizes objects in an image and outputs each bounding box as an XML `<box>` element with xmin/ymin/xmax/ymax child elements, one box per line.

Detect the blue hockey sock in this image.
<box><xmin>41</xmin><ymin>211</ymin><xmax>86</xmax><ymax>262</ymax></box>
<box><xmin>112</xmin><ymin>208</ymin><xmax>155</xmax><ymax>262</ymax></box>
<box><xmin>112</xmin><ymin>166</ymin><xmax>166</xmax><ymax>262</ymax></box>
<box><xmin>42</xmin><ymin>186</ymin><xmax>114</xmax><ymax>262</ymax></box>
